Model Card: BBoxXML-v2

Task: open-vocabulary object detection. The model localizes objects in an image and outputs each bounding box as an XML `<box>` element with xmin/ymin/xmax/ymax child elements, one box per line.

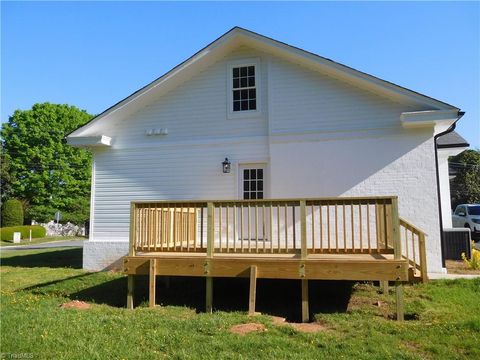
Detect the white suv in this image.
<box><xmin>452</xmin><ymin>204</ymin><xmax>480</xmax><ymax>239</ymax></box>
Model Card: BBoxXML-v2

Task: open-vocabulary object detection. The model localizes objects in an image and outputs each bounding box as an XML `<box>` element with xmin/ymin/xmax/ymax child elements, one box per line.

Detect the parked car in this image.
<box><xmin>452</xmin><ymin>204</ymin><xmax>480</xmax><ymax>240</ymax></box>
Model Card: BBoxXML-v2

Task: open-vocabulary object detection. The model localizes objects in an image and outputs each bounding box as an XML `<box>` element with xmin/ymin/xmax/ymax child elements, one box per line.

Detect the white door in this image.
<box><xmin>238</xmin><ymin>165</ymin><xmax>268</xmax><ymax>245</ymax></box>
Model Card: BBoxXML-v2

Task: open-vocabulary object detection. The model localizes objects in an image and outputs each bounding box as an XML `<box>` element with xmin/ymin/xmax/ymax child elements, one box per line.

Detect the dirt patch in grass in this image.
<box><xmin>446</xmin><ymin>260</ymin><xmax>480</xmax><ymax>275</ymax></box>
<box><xmin>229</xmin><ymin>323</ymin><xmax>267</xmax><ymax>335</ymax></box>
<box><xmin>289</xmin><ymin>322</ymin><xmax>326</xmax><ymax>333</ymax></box>
<box><xmin>60</xmin><ymin>300</ymin><xmax>91</xmax><ymax>310</ymax></box>
<box><xmin>269</xmin><ymin>316</ymin><xmax>327</xmax><ymax>333</ymax></box>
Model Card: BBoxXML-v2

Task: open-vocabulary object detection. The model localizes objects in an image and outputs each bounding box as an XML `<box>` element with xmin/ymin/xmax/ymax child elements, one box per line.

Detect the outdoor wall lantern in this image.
<box><xmin>222</xmin><ymin>157</ymin><xmax>231</xmax><ymax>173</ymax></box>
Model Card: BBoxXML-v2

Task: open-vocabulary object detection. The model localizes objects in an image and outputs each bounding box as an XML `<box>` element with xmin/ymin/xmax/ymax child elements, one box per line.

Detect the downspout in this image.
<box><xmin>434</xmin><ymin>110</ymin><xmax>465</xmax><ymax>268</ymax></box>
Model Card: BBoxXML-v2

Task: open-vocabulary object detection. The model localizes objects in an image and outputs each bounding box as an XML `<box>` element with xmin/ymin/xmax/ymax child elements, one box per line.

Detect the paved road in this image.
<box><xmin>1</xmin><ymin>240</ymin><xmax>84</xmax><ymax>250</ymax></box>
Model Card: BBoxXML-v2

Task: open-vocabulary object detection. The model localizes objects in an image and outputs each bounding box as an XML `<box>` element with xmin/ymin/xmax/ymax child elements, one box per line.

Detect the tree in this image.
<box><xmin>1</xmin><ymin>103</ymin><xmax>93</xmax><ymax>224</ymax></box>
<box><xmin>1</xmin><ymin>199</ymin><xmax>24</xmax><ymax>227</ymax></box>
<box><xmin>449</xmin><ymin>149</ymin><xmax>480</xmax><ymax>209</ymax></box>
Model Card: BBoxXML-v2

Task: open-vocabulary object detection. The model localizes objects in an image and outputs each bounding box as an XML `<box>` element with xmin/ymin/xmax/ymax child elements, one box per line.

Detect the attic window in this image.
<box><xmin>232</xmin><ymin>66</ymin><xmax>256</xmax><ymax>112</ymax></box>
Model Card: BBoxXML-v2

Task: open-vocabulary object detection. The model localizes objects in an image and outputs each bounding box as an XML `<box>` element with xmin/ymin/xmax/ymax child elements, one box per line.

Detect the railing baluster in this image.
<box><xmin>411</xmin><ymin>230</ymin><xmax>416</xmax><ymax>265</ymax></box>
<box><xmin>187</xmin><ymin>206</ymin><xmax>190</xmax><ymax>252</ymax></box>
<box><xmin>269</xmin><ymin>203</ymin><xmax>273</xmax><ymax>253</ymax></box>
<box><xmin>219</xmin><ymin>204</ymin><xmax>222</xmax><ymax>253</ymax></box>
<box><xmin>255</xmin><ymin>205</ymin><xmax>259</xmax><ymax>253</ymax></box>
<box><xmin>405</xmin><ymin>226</ymin><xmax>409</xmax><ymax>260</ymax></box>
<box><xmin>311</xmin><ymin>204</ymin><xmax>315</xmax><ymax>253</ymax></box>
<box><xmin>327</xmin><ymin>203</ymin><xmax>331</xmax><ymax>251</ymax></box>
<box><xmin>154</xmin><ymin>204</ymin><xmax>158</xmax><ymax>251</ymax></box>
<box><xmin>343</xmin><ymin>202</ymin><xmax>347</xmax><ymax>252</ymax></box>
<box><xmin>233</xmin><ymin>205</ymin><xmax>237</xmax><ymax>252</ymax></box>
<box><xmin>367</xmin><ymin>203</ymin><xmax>371</xmax><ymax>253</ymax></box>
<box><xmin>226</xmin><ymin>204</ymin><xmax>229</xmax><ymax>252</ymax></box>
<box><xmin>248</xmin><ymin>204</ymin><xmax>251</xmax><ymax>252</ymax></box>
<box><xmin>351</xmin><ymin>203</ymin><xmax>355</xmax><ymax>252</ymax></box>
<box><xmin>319</xmin><ymin>203</ymin><xmax>323</xmax><ymax>251</ymax></box>
<box><xmin>359</xmin><ymin>201</ymin><xmax>363</xmax><ymax>252</ymax></box>
<box><xmin>143</xmin><ymin>205</ymin><xmax>147</xmax><ymax>250</ymax></box>
<box><xmin>241</xmin><ymin>204</ymin><xmax>244</xmax><ymax>253</ymax></box>
<box><xmin>200</xmin><ymin>207</ymin><xmax>204</xmax><ymax>250</ymax></box>
<box><xmin>173</xmin><ymin>205</ymin><xmax>178</xmax><ymax>251</ymax></box>
<box><xmin>292</xmin><ymin>204</ymin><xmax>296</xmax><ymax>250</ymax></box>
<box><xmin>335</xmin><ymin>203</ymin><xmax>339</xmax><ymax>252</ymax></box>
<box><xmin>284</xmin><ymin>204</ymin><xmax>288</xmax><ymax>252</ymax></box>
<box><xmin>180</xmin><ymin>206</ymin><xmax>184</xmax><ymax>252</ymax></box>
<box><xmin>263</xmin><ymin>204</ymin><xmax>266</xmax><ymax>253</ymax></box>
<box><xmin>277</xmin><ymin>205</ymin><xmax>280</xmax><ymax>253</ymax></box>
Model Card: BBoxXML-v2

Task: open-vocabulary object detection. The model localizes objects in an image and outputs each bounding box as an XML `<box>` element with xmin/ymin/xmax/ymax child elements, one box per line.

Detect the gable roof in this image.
<box><xmin>437</xmin><ymin>131</ymin><xmax>469</xmax><ymax>149</ymax></box>
<box><xmin>68</xmin><ymin>26</ymin><xmax>460</xmax><ymax>137</ymax></box>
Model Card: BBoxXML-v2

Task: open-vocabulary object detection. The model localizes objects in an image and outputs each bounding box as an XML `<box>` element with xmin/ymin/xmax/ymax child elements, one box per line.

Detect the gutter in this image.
<box><xmin>434</xmin><ymin>110</ymin><xmax>465</xmax><ymax>268</ymax></box>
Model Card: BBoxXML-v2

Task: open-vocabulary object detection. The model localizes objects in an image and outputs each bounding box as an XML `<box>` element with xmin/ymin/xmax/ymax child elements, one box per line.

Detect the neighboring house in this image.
<box><xmin>67</xmin><ymin>27</ymin><xmax>464</xmax><ymax>275</ymax></box>
<box><xmin>436</xmin><ymin>132</ymin><xmax>469</xmax><ymax>228</ymax></box>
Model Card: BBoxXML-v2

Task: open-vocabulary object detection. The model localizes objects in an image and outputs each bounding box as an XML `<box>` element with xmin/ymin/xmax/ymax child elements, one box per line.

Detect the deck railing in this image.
<box><xmin>399</xmin><ymin>218</ymin><xmax>428</xmax><ymax>282</ymax></box>
<box><xmin>129</xmin><ymin>196</ymin><xmax>427</xmax><ymax>280</ymax></box>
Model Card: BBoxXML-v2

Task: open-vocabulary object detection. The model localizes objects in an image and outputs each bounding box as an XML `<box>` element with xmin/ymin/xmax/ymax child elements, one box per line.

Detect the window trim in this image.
<box><xmin>236</xmin><ymin>162</ymin><xmax>268</xmax><ymax>200</ymax></box>
<box><xmin>227</xmin><ymin>58</ymin><xmax>261</xmax><ymax>119</ymax></box>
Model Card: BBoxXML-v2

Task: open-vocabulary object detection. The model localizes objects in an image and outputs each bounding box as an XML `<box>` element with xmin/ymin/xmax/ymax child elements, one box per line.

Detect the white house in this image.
<box><xmin>68</xmin><ymin>27</ymin><xmax>464</xmax><ymax>274</ymax></box>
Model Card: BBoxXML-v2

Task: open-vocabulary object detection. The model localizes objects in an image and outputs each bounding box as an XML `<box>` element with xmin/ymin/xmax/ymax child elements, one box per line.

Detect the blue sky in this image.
<box><xmin>2</xmin><ymin>1</ymin><xmax>479</xmax><ymax>148</ymax></box>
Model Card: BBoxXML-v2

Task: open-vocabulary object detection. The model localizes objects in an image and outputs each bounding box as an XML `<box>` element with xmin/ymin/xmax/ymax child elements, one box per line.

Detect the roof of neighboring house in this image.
<box><xmin>437</xmin><ymin>131</ymin><xmax>470</xmax><ymax>149</ymax></box>
<box><xmin>68</xmin><ymin>26</ymin><xmax>460</xmax><ymax>138</ymax></box>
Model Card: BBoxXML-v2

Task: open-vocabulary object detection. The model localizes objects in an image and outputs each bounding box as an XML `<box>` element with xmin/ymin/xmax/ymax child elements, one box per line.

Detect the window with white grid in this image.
<box><xmin>232</xmin><ymin>65</ymin><xmax>256</xmax><ymax>112</ymax></box>
<box><xmin>243</xmin><ymin>168</ymin><xmax>263</xmax><ymax>200</ymax></box>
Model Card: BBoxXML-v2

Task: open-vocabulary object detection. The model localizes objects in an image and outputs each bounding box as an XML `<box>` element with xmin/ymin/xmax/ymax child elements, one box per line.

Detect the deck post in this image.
<box><xmin>205</xmin><ymin>203</ymin><xmax>214</xmax><ymax>313</ymax></box>
<box><xmin>419</xmin><ymin>232</ymin><xmax>428</xmax><ymax>283</ymax></box>
<box><xmin>299</xmin><ymin>200</ymin><xmax>309</xmax><ymax>322</ymax></box>
<box><xmin>149</xmin><ymin>259</ymin><xmax>157</xmax><ymax>308</ymax></box>
<box><xmin>391</xmin><ymin>197</ymin><xmax>401</xmax><ymax>259</ymax></box>
<box><xmin>127</xmin><ymin>275</ymin><xmax>134</xmax><ymax>309</ymax></box>
<box><xmin>381</xmin><ymin>280</ymin><xmax>389</xmax><ymax>294</ymax></box>
<box><xmin>206</xmin><ymin>277</ymin><xmax>213</xmax><ymax>313</ymax></box>
<box><xmin>301</xmin><ymin>279</ymin><xmax>309</xmax><ymax>323</ymax></box>
<box><xmin>129</xmin><ymin>202</ymin><xmax>136</xmax><ymax>256</ymax></box>
<box><xmin>248</xmin><ymin>266</ymin><xmax>257</xmax><ymax>316</ymax></box>
<box><xmin>300</xmin><ymin>200</ymin><xmax>307</xmax><ymax>259</ymax></box>
<box><xmin>395</xmin><ymin>281</ymin><xmax>404</xmax><ymax>321</ymax></box>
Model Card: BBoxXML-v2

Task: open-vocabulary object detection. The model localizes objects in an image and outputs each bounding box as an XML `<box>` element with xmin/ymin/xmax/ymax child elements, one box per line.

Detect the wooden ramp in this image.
<box><xmin>124</xmin><ymin>197</ymin><xmax>428</xmax><ymax>322</ymax></box>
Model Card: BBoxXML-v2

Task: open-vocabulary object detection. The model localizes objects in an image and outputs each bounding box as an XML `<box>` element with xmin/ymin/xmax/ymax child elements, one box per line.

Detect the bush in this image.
<box><xmin>0</xmin><ymin>225</ymin><xmax>46</xmax><ymax>241</ymax></box>
<box><xmin>462</xmin><ymin>242</ymin><xmax>480</xmax><ymax>270</ymax></box>
<box><xmin>1</xmin><ymin>199</ymin><xmax>24</xmax><ymax>227</ymax></box>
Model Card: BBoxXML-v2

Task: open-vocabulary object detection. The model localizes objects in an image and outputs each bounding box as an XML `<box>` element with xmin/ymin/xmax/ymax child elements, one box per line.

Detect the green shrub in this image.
<box><xmin>1</xmin><ymin>199</ymin><xmax>24</xmax><ymax>227</ymax></box>
<box><xmin>0</xmin><ymin>225</ymin><xmax>46</xmax><ymax>241</ymax></box>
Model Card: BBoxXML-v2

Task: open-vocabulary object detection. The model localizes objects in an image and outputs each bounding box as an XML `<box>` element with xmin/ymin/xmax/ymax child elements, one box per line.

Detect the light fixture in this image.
<box><xmin>222</xmin><ymin>157</ymin><xmax>231</xmax><ymax>173</ymax></box>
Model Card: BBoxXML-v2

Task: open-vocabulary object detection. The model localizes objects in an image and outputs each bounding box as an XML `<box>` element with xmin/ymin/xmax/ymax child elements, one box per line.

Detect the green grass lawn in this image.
<box><xmin>0</xmin><ymin>236</ymin><xmax>84</xmax><ymax>247</ymax></box>
<box><xmin>1</xmin><ymin>248</ymin><xmax>479</xmax><ymax>359</ymax></box>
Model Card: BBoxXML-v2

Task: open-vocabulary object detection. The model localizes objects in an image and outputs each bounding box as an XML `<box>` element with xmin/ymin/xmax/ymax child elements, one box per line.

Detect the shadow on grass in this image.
<box><xmin>69</xmin><ymin>276</ymin><xmax>354</xmax><ymax>321</ymax></box>
<box><xmin>0</xmin><ymin>248</ymin><xmax>82</xmax><ymax>269</ymax></box>
<box><xmin>6</xmin><ymin>248</ymin><xmax>354</xmax><ymax>321</ymax></box>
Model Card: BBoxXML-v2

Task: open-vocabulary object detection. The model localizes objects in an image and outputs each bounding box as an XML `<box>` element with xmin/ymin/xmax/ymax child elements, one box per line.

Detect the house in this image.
<box><xmin>436</xmin><ymin>131</ymin><xmax>469</xmax><ymax>228</ymax></box>
<box><xmin>67</xmin><ymin>27</ymin><xmax>464</xmax><ymax>320</ymax></box>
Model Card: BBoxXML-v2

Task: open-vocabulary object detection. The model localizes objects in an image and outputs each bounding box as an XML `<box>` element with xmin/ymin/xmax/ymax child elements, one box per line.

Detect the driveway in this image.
<box><xmin>1</xmin><ymin>239</ymin><xmax>84</xmax><ymax>251</ymax></box>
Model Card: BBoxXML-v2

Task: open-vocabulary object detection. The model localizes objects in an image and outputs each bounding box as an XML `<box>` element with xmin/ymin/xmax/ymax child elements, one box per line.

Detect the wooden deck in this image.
<box><xmin>124</xmin><ymin>196</ymin><xmax>428</xmax><ymax>321</ymax></box>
